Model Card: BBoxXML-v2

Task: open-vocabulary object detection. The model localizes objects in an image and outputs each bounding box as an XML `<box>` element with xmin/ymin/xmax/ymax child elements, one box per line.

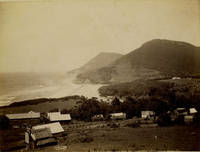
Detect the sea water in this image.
<box><xmin>0</xmin><ymin>72</ymin><xmax>102</xmax><ymax>106</ymax></box>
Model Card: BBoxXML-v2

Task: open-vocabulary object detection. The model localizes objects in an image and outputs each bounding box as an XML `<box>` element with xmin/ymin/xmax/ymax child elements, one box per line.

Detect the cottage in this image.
<box><xmin>141</xmin><ymin>111</ymin><xmax>155</xmax><ymax>119</ymax></box>
<box><xmin>6</xmin><ymin>111</ymin><xmax>40</xmax><ymax>127</ymax></box>
<box><xmin>110</xmin><ymin>112</ymin><xmax>126</xmax><ymax>120</ymax></box>
<box><xmin>25</xmin><ymin>128</ymin><xmax>57</xmax><ymax>149</ymax></box>
<box><xmin>32</xmin><ymin>122</ymin><xmax>64</xmax><ymax>134</ymax></box>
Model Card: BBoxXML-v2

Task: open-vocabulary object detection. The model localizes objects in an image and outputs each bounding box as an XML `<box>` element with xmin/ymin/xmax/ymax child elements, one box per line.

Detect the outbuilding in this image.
<box><xmin>25</xmin><ymin>128</ymin><xmax>57</xmax><ymax>149</ymax></box>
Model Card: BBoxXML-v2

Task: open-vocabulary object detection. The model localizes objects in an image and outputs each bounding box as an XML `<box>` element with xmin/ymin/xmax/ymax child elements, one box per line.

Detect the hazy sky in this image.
<box><xmin>0</xmin><ymin>0</ymin><xmax>200</xmax><ymax>73</ymax></box>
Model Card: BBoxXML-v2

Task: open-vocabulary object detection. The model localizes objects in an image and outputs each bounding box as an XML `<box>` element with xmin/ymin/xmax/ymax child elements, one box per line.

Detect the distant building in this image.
<box><xmin>92</xmin><ymin>114</ymin><xmax>104</xmax><ymax>121</ymax></box>
<box><xmin>184</xmin><ymin>115</ymin><xmax>194</xmax><ymax>125</ymax></box>
<box><xmin>6</xmin><ymin>111</ymin><xmax>40</xmax><ymax>127</ymax></box>
<box><xmin>189</xmin><ymin>108</ymin><xmax>197</xmax><ymax>115</ymax></box>
<box><xmin>184</xmin><ymin>108</ymin><xmax>198</xmax><ymax>125</ymax></box>
<box><xmin>175</xmin><ymin>108</ymin><xmax>188</xmax><ymax>116</ymax></box>
<box><xmin>47</xmin><ymin>112</ymin><xmax>71</xmax><ymax>123</ymax></box>
<box><xmin>110</xmin><ymin>112</ymin><xmax>126</xmax><ymax>120</ymax></box>
<box><xmin>32</xmin><ymin>122</ymin><xmax>64</xmax><ymax>134</ymax></box>
<box><xmin>25</xmin><ymin>128</ymin><xmax>57</xmax><ymax>149</ymax></box>
<box><xmin>141</xmin><ymin>111</ymin><xmax>155</xmax><ymax>119</ymax></box>
<box><xmin>172</xmin><ymin>77</ymin><xmax>181</xmax><ymax>80</ymax></box>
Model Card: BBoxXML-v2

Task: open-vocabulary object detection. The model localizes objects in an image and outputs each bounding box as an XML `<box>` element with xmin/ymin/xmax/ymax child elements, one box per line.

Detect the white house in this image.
<box><xmin>110</xmin><ymin>112</ymin><xmax>126</xmax><ymax>120</ymax></box>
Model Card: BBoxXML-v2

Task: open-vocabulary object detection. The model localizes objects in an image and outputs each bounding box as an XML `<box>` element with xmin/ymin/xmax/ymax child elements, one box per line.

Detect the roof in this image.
<box><xmin>32</xmin><ymin>122</ymin><xmax>64</xmax><ymax>134</ymax></box>
<box><xmin>141</xmin><ymin>111</ymin><xmax>155</xmax><ymax>115</ymax></box>
<box><xmin>31</xmin><ymin>128</ymin><xmax>52</xmax><ymax>140</ymax></box>
<box><xmin>48</xmin><ymin>113</ymin><xmax>71</xmax><ymax>121</ymax></box>
<box><xmin>111</xmin><ymin>112</ymin><xmax>126</xmax><ymax>117</ymax></box>
<box><xmin>176</xmin><ymin>108</ymin><xmax>186</xmax><ymax>111</ymax></box>
<box><xmin>190</xmin><ymin>108</ymin><xmax>197</xmax><ymax>114</ymax></box>
<box><xmin>6</xmin><ymin>112</ymin><xmax>40</xmax><ymax>120</ymax></box>
<box><xmin>47</xmin><ymin>112</ymin><xmax>61</xmax><ymax>117</ymax></box>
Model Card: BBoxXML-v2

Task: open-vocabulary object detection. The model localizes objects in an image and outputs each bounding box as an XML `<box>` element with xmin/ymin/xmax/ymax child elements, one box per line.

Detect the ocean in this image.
<box><xmin>0</xmin><ymin>72</ymin><xmax>102</xmax><ymax>106</ymax></box>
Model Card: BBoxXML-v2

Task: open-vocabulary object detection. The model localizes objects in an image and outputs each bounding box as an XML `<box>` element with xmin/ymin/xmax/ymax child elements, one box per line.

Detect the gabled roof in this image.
<box><xmin>32</xmin><ymin>122</ymin><xmax>64</xmax><ymax>134</ymax></box>
<box><xmin>6</xmin><ymin>112</ymin><xmax>40</xmax><ymax>120</ymax></box>
<box><xmin>31</xmin><ymin>128</ymin><xmax>52</xmax><ymax>140</ymax></box>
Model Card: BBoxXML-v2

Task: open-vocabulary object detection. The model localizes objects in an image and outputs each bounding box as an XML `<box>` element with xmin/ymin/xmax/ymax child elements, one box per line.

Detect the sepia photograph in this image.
<box><xmin>0</xmin><ymin>0</ymin><xmax>200</xmax><ymax>151</ymax></box>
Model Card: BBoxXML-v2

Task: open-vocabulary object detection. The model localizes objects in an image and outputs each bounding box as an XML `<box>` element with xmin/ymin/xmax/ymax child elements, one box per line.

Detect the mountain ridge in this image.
<box><xmin>76</xmin><ymin>39</ymin><xmax>200</xmax><ymax>84</ymax></box>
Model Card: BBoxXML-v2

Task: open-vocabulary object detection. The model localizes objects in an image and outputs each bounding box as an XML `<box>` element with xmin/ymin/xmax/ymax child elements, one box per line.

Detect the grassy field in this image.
<box><xmin>0</xmin><ymin>128</ymin><xmax>26</xmax><ymax>151</ymax></box>
<box><xmin>8</xmin><ymin>121</ymin><xmax>200</xmax><ymax>152</ymax></box>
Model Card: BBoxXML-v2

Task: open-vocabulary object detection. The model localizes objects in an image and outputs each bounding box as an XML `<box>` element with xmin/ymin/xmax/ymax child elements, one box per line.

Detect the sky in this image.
<box><xmin>0</xmin><ymin>0</ymin><xmax>200</xmax><ymax>73</ymax></box>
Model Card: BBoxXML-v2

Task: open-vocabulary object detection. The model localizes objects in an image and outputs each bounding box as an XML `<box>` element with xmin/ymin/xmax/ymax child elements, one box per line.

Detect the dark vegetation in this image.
<box><xmin>1</xmin><ymin>95</ymin><xmax>86</xmax><ymax>108</ymax></box>
<box><xmin>99</xmin><ymin>79</ymin><xmax>200</xmax><ymax>112</ymax></box>
<box><xmin>0</xmin><ymin>115</ymin><xmax>10</xmax><ymax>129</ymax></box>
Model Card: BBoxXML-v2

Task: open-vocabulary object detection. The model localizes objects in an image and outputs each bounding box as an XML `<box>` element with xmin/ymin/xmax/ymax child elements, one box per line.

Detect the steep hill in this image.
<box><xmin>66</xmin><ymin>52</ymin><xmax>122</xmax><ymax>82</ymax></box>
<box><xmin>77</xmin><ymin>39</ymin><xmax>200</xmax><ymax>83</ymax></box>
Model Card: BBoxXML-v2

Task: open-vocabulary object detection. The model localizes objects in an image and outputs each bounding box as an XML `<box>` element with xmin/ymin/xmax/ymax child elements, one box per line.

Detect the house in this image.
<box><xmin>25</xmin><ymin>128</ymin><xmax>57</xmax><ymax>149</ymax></box>
<box><xmin>110</xmin><ymin>112</ymin><xmax>126</xmax><ymax>120</ymax></box>
<box><xmin>141</xmin><ymin>111</ymin><xmax>155</xmax><ymax>119</ymax></box>
<box><xmin>47</xmin><ymin>112</ymin><xmax>71</xmax><ymax>123</ymax></box>
<box><xmin>32</xmin><ymin>122</ymin><xmax>64</xmax><ymax>134</ymax></box>
<box><xmin>92</xmin><ymin>114</ymin><xmax>104</xmax><ymax>121</ymax></box>
<box><xmin>6</xmin><ymin>111</ymin><xmax>40</xmax><ymax>127</ymax></box>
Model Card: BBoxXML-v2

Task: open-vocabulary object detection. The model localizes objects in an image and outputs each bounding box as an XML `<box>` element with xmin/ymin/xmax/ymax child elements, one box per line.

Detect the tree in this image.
<box><xmin>0</xmin><ymin>115</ymin><xmax>10</xmax><ymax>129</ymax></box>
<box><xmin>111</xmin><ymin>97</ymin><xmax>122</xmax><ymax>112</ymax></box>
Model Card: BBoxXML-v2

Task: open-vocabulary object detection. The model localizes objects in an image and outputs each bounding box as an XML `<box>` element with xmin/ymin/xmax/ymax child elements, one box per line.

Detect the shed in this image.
<box><xmin>25</xmin><ymin>128</ymin><xmax>57</xmax><ymax>149</ymax></box>
<box><xmin>110</xmin><ymin>112</ymin><xmax>126</xmax><ymax>120</ymax></box>
<box><xmin>32</xmin><ymin>122</ymin><xmax>64</xmax><ymax>134</ymax></box>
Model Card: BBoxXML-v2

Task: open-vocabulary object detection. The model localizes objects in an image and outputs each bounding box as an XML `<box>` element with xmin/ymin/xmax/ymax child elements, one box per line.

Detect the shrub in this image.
<box><xmin>157</xmin><ymin>113</ymin><xmax>172</xmax><ymax>126</ymax></box>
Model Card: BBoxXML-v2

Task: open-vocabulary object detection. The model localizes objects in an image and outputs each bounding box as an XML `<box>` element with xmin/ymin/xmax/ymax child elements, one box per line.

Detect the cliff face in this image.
<box><xmin>66</xmin><ymin>52</ymin><xmax>122</xmax><ymax>83</ymax></box>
